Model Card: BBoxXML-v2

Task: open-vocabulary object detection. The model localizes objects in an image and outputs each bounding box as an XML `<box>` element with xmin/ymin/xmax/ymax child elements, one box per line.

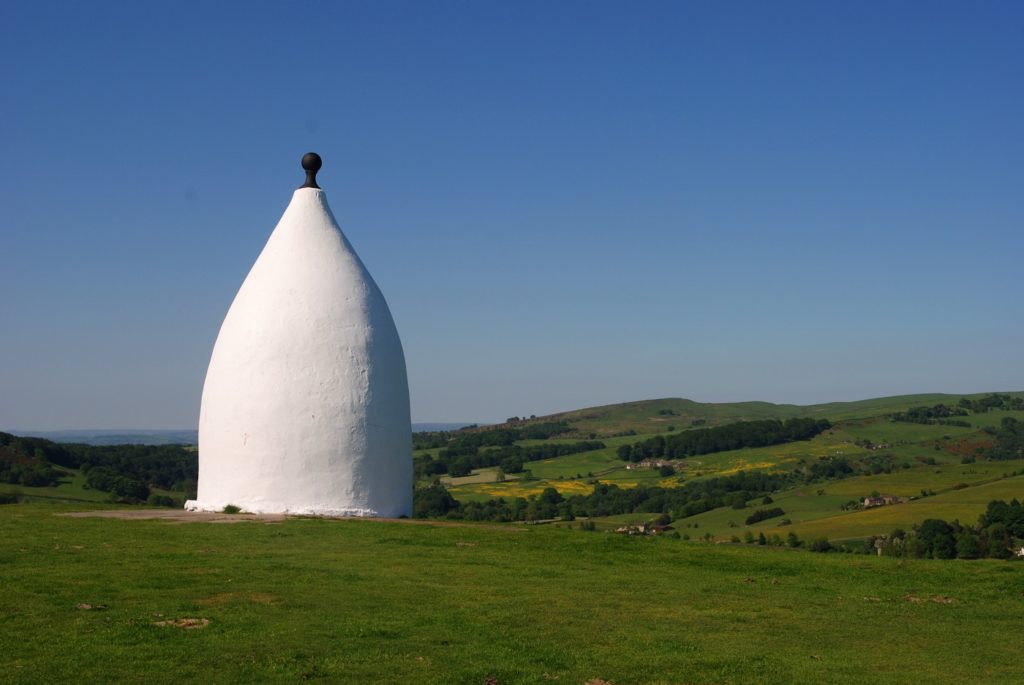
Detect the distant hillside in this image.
<box><xmin>508</xmin><ymin>392</ymin><xmax>1024</xmax><ymax>437</ymax></box>
<box><xmin>7</xmin><ymin>429</ymin><xmax>199</xmax><ymax>446</ymax></box>
<box><xmin>8</xmin><ymin>423</ymin><xmax>479</xmax><ymax>446</ymax></box>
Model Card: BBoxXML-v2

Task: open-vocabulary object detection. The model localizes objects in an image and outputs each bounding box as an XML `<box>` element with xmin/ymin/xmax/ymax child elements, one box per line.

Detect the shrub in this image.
<box><xmin>413</xmin><ymin>485</ymin><xmax>459</xmax><ymax>518</ymax></box>
<box><xmin>147</xmin><ymin>494</ymin><xmax>178</xmax><ymax>508</ymax></box>
<box><xmin>745</xmin><ymin>507</ymin><xmax>786</xmax><ymax>525</ymax></box>
<box><xmin>222</xmin><ymin>504</ymin><xmax>241</xmax><ymax>514</ymax></box>
<box><xmin>808</xmin><ymin>537</ymin><xmax>832</xmax><ymax>553</ymax></box>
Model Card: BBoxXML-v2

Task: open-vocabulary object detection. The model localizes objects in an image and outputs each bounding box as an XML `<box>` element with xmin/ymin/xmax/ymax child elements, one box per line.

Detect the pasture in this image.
<box><xmin>2</xmin><ymin>502</ymin><xmax>1023</xmax><ymax>684</ymax></box>
<box><xmin>660</xmin><ymin>461</ymin><xmax>1024</xmax><ymax>542</ymax></box>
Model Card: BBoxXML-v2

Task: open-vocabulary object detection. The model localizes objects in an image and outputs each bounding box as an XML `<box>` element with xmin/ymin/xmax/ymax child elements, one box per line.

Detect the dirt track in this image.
<box><xmin>58</xmin><ymin>510</ymin><xmax>286</xmax><ymax>524</ymax></box>
<box><xmin>57</xmin><ymin>510</ymin><xmax>524</xmax><ymax>530</ymax></box>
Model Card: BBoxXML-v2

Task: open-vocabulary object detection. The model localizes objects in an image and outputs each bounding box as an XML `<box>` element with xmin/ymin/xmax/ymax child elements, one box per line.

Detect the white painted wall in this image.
<box><xmin>187</xmin><ymin>188</ymin><xmax>412</xmax><ymax>517</ymax></box>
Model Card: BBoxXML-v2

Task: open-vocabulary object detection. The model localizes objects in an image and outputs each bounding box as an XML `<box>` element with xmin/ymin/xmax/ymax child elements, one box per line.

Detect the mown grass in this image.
<box><xmin>2</xmin><ymin>502</ymin><xmax>1023</xmax><ymax>684</ymax></box>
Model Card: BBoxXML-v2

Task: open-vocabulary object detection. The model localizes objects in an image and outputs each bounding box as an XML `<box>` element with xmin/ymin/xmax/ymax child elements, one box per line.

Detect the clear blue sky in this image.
<box><xmin>2</xmin><ymin>1</ymin><xmax>1022</xmax><ymax>429</ymax></box>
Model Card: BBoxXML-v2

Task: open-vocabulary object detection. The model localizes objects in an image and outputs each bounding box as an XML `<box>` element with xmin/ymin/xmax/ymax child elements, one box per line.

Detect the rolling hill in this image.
<box><xmin>421</xmin><ymin>391</ymin><xmax>1024</xmax><ymax>544</ymax></box>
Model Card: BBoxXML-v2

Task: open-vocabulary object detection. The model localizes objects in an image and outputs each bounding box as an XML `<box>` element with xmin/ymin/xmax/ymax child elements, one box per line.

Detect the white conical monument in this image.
<box><xmin>186</xmin><ymin>153</ymin><xmax>412</xmax><ymax>517</ymax></box>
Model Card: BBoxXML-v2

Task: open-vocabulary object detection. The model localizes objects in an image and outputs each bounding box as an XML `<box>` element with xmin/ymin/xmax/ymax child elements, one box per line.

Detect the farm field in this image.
<box><xmin>415</xmin><ymin>394</ymin><xmax>1024</xmax><ymax>546</ymax></box>
<box><xmin>764</xmin><ymin>477</ymin><xmax>1024</xmax><ymax>543</ymax></box>
<box><xmin>675</xmin><ymin>462</ymin><xmax>1024</xmax><ymax>542</ymax></box>
<box><xmin>437</xmin><ymin>416</ymin><xmax>984</xmax><ymax>502</ymax></box>
<box><xmin>2</xmin><ymin>502</ymin><xmax>1024</xmax><ymax>684</ymax></box>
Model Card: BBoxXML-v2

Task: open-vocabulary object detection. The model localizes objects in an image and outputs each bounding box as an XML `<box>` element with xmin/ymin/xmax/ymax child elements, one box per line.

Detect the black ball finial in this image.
<box><xmin>300</xmin><ymin>152</ymin><xmax>322</xmax><ymax>189</ymax></box>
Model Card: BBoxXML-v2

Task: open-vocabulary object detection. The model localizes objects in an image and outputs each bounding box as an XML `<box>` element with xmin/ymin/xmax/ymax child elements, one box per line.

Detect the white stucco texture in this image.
<box><xmin>187</xmin><ymin>187</ymin><xmax>412</xmax><ymax>517</ymax></box>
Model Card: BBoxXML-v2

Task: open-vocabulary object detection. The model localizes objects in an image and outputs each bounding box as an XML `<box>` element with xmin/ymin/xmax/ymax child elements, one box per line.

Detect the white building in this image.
<box><xmin>186</xmin><ymin>153</ymin><xmax>412</xmax><ymax>517</ymax></box>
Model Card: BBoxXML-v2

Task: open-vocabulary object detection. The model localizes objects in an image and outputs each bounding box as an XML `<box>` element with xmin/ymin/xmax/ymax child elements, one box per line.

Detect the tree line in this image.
<box><xmin>414</xmin><ymin>469</ymin><xmax>792</xmax><ymax>522</ymax></box>
<box><xmin>616</xmin><ymin>418</ymin><xmax>831</xmax><ymax>462</ymax></box>
<box><xmin>413</xmin><ymin>450</ymin><xmax>935</xmax><ymax>524</ymax></box>
<box><xmin>0</xmin><ymin>431</ymin><xmax>197</xmax><ymax>503</ymax></box>
<box><xmin>871</xmin><ymin>499</ymin><xmax>1024</xmax><ymax>559</ymax></box>
<box><xmin>983</xmin><ymin>418</ymin><xmax>1024</xmax><ymax>461</ymax></box>
<box><xmin>958</xmin><ymin>393</ymin><xmax>1024</xmax><ymax>413</ymax></box>
<box><xmin>413</xmin><ymin>421</ymin><xmax>572</xmax><ymax>451</ymax></box>
<box><xmin>891</xmin><ymin>403</ymin><xmax>970</xmax><ymax>426</ymax></box>
<box><xmin>416</xmin><ymin>440</ymin><xmax>604</xmax><ymax>479</ymax></box>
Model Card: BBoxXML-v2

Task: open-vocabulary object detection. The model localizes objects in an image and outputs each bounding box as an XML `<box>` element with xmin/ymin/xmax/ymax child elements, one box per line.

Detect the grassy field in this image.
<box><xmin>0</xmin><ymin>469</ymin><xmax>111</xmax><ymax>504</ymax></box>
<box><xmin>676</xmin><ymin>463</ymin><xmax>1024</xmax><ymax>542</ymax></box>
<box><xmin>2</xmin><ymin>502</ymin><xmax>1024</xmax><ymax>684</ymax></box>
<box><xmin>425</xmin><ymin>398</ymin><xmax>1024</xmax><ymax>546</ymax></box>
<box><xmin>764</xmin><ymin>477</ymin><xmax>1024</xmax><ymax>543</ymax></box>
<box><xmin>433</xmin><ymin>408</ymin><xmax>1012</xmax><ymax>500</ymax></box>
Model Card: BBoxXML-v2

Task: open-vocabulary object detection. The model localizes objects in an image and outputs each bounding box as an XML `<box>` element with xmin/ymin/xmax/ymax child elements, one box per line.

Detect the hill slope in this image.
<box><xmin>533</xmin><ymin>392</ymin><xmax>1024</xmax><ymax>437</ymax></box>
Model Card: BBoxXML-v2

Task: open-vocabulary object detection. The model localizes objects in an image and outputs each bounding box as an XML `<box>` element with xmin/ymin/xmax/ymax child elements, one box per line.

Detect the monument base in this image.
<box><xmin>184</xmin><ymin>499</ymin><xmax>380</xmax><ymax>518</ymax></box>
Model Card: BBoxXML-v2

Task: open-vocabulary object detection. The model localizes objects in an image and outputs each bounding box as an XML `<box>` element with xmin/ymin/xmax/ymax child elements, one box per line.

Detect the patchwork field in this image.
<box><xmin>678</xmin><ymin>463</ymin><xmax>1024</xmax><ymax>542</ymax></box>
<box><xmin>419</xmin><ymin>395</ymin><xmax>1024</xmax><ymax>545</ymax></box>
<box><xmin>2</xmin><ymin>503</ymin><xmax>1023</xmax><ymax>684</ymax></box>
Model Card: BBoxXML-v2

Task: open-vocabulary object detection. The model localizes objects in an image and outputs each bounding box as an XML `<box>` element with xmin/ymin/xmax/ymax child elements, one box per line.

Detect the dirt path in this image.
<box><xmin>57</xmin><ymin>509</ymin><xmax>525</xmax><ymax>530</ymax></box>
<box><xmin>58</xmin><ymin>510</ymin><xmax>286</xmax><ymax>524</ymax></box>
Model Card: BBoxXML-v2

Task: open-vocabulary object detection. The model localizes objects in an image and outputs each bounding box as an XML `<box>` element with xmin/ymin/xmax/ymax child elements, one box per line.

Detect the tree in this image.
<box><xmin>413</xmin><ymin>485</ymin><xmax>459</xmax><ymax>518</ymax></box>
<box><xmin>956</xmin><ymin>533</ymin><xmax>981</xmax><ymax>560</ymax></box>
<box><xmin>808</xmin><ymin>537</ymin><xmax>832</xmax><ymax>553</ymax></box>
<box><xmin>985</xmin><ymin>522</ymin><xmax>1013</xmax><ymax>559</ymax></box>
<box><xmin>904</xmin><ymin>536</ymin><xmax>929</xmax><ymax>559</ymax></box>
<box><xmin>918</xmin><ymin>519</ymin><xmax>956</xmax><ymax>559</ymax></box>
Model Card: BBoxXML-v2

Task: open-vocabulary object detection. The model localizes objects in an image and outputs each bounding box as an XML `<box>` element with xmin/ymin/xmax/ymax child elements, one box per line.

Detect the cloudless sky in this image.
<box><xmin>2</xmin><ymin>1</ymin><xmax>1022</xmax><ymax>429</ymax></box>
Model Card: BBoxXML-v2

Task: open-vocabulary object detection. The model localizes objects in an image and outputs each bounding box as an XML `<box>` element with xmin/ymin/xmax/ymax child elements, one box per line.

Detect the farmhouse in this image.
<box><xmin>863</xmin><ymin>494</ymin><xmax>902</xmax><ymax>508</ymax></box>
<box><xmin>615</xmin><ymin>523</ymin><xmax>675</xmax><ymax>536</ymax></box>
<box><xmin>625</xmin><ymin>459</ymin><xmax>677</xmax><ymax>470</ymax></box>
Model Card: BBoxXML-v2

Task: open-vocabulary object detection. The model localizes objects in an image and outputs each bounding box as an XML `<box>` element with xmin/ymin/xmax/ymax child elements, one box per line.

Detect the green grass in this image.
<box><xmin>445</xmin><ymin>408</ymin><xmax>1016</xmax><ymax>529</ymax></box>
<box><xmin>0</xmin><ymin>469</ymin><xmax>112</xmax><ymax>504</ymax></box>
<box><xmin>675</xmin><ymin>465</ymin><xmax>1024</xmax><ymax>543</ymax></box>
<box><xmin>2</xmin><ymin>502</ymin><xmax>1023</xmax><ymax>684</ymax></box>
<box><xmin>772</xmin><ymin>476</ymin><xmax>1024</xmax><ymax>543</ymax></box>
<box><xmin>423</xmin><ymin>396</ymin><xmax>1023</xmax><ymax>508</ymax></box>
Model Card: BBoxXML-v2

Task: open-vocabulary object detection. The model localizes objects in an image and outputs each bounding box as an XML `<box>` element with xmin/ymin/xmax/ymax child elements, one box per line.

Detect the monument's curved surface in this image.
<box><xmin>187</xmin><ymin>153</ymin><xmax>412</xmax><ymax>517</ymax></box>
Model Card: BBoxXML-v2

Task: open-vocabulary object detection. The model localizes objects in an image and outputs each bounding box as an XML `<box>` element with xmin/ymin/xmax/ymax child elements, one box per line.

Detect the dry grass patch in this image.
<box><xmin>152</xmin><ymin>618</ymin><xmax>210</xmax><ymax>629</ymax></box>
